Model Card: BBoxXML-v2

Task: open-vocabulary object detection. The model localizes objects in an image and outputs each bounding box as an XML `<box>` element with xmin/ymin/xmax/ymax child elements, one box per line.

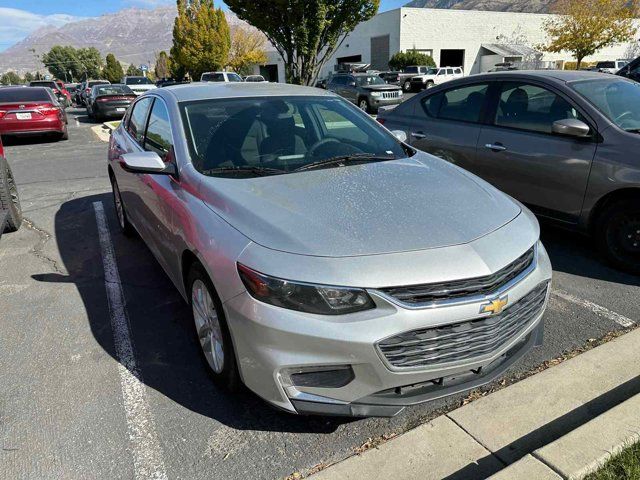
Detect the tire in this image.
<box><xmin>594</xmin><ymin>198</ymin><xmax>640</xmax><ymax>274</ymax></box>
<box><xmin>358</xmin><ymin>98</ymin><xmax>370</xmax><ymax>113</ymax></box>
<box><xmin>403</xmin><ymin>80</ymin><xmax>412</xmax><ymax>92</ymax></box>
<box><xmin>0</xmin><ymin>155</ymin><xmax>22</xmax><ymax>233</ymax></box>
<box><xmin>188</xmin><ymin>262</ymin><xmax>240</xmax><ymax>391</ymax></box>
<box><xmin>59</xmin><ymin>125</ymin><xmax>69</xmax><ymax>141</ymax></box>
<box><xmin>426</xmin><ymin>80</ymin><xmax>435</xmax><ymax>89</ymax></box>
<box><xmin>110</xmin><ymin>176</ymin><xmax>135</xmax><ymax>237</ymax></box>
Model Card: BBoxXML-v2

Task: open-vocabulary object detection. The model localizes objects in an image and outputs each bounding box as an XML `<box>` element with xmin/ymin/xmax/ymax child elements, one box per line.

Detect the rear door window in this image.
<box><xmin>422</xmin><ymin>83</ymin><xmax>489</xmax><ymax>123</ymax></box>
<box><xmin>126</xmin><ymin>97</ymin><xmax>153</xmax><ymax>145</ymax></box>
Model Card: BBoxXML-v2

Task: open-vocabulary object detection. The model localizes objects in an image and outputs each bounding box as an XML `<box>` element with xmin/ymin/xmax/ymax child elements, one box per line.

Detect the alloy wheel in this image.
<box><xmin>191</xmin><ymin>279</ymin><xmax>225</xmax><ymax>374</ymax></box>
<box><xmin>359</xmin><ymin>100</ymin><xmax>368</xmax><ymax>111</ymax></box>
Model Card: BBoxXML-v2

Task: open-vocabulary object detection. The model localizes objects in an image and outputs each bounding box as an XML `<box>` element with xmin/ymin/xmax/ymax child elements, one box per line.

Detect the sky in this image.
<box><xmin>0</xmin><ymin>0</ymin><xmax>408</xmax><ymax>51</ymax></box>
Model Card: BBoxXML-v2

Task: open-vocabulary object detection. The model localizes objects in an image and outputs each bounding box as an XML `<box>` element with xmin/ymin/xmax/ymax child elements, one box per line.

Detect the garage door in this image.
<box><xmin>371</xmin><ymin>35</ymin><xmax>390</xmax><ymax>70</ymax></box>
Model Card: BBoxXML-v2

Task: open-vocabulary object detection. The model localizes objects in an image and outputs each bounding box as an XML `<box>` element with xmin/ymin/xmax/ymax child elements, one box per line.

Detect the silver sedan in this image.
<box><xmin>107</xmin><ymin>82</ymin><xmax>552</xmax><ymax>417</ymax></box>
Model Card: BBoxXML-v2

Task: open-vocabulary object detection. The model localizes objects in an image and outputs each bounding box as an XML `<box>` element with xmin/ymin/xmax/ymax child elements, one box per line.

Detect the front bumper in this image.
<box><xmin>368</xmin><ymin>95</ymin><xmax>402</xmax><ymax>109</ymax></box>
<box><xmin>224</xmin><ymin>241</ymin><xmax>552</xmax><ymax>417</ymax></box>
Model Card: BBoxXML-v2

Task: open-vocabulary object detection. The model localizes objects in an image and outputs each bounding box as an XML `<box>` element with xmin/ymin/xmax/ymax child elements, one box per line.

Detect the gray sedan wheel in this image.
<box><xmin>188</xmin><ymin>263</ymin><xmax>240</xmax><ymax>390</ymax></box>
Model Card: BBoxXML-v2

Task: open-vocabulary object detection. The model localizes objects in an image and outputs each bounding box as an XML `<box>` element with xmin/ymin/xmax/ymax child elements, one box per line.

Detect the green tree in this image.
<box><xmin>41</xmin><ymin>45</ymin><xmax>79</xmax><ymax>80</ymax></box>
<box><xmin>126</xmin><ymin>64</ymin><xmax>144</xmax><ymax>76</ymax></box>
<box><xmin>227</xmin><ymin>26</ymin><xmax>268</xmax><ymax>76</ymax></box>
<box><xmin>388</xmin><ymin>50</ymin><xmax>436</xmax><ymax>71</ymax></box>
<box><xmin>542</xmin><ymin>0</ymin><xmax>638</xmax><ymax>69</ymax></box>
<box><xmin>0</xmin><ymin>71</ymin><xmax>22</xmax><ymax>85</ymax></box>
<box><xmin>76</xmin><ymin>47</ymin><xmax>104</xmax><ymax>79</ymax></box>
<box><xmin>102</xmin><ymin>53</ymin><xmax>125</xmax><ymax>83</ymax></box>
<box><xmin>171</xmin><ymin>0</ymin><xmax>230</xmax><ymax>80</ymax></box>
<box><xmin>155</xmin><ymin>51</ymin><xmax>171</xmax><ymax>79</ymax></box>
<box><xmin>169</xmin><ymin>53</ymin><xmax>186</xmax><ymax>80</ymax></box>
<box><xmin>23</xmin><ymin>72</ymin><xmax>34</xmax><ymax>83</ymax></box>
<box><xmin>226</xmin><ymin>0</ymin><xmax>379</xmax><ymax>85</ymax></box>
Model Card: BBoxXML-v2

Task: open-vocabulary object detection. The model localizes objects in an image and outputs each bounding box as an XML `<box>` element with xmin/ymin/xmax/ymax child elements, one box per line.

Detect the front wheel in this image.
<box><xmin>358</xmin><ymin>98</ymin><xmax>370</xmax><ymax>113</ymax></box>
<box><xmin>595</xmin><ymin>198</ymin><xmax>640</xmax><ymax>274</ymax></box>
<box><xmin>426</xmin><ymin>81</ymin><xmax>435</xmax><ymax>89</ymax></box>
<box><xmin>0</xmin><ymin>155</ymin><xmax>22</xmax><ymax>233</ymax></box>
<box><xmin>403</xmin><ymin>80</ymin><xmax>412</xmax><ymax>92</ymax></box>
<box><xmin>188</xmin><ymin>263</ymin><xmax>240</xmax><ymax>390</ymax></box>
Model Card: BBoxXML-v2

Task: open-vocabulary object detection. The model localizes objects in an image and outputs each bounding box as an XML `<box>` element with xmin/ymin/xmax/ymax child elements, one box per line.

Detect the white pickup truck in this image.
<box><xmin>409</xmin><ymin>67</ymin><xmax>464</xmax><ymax>92</ymax></box>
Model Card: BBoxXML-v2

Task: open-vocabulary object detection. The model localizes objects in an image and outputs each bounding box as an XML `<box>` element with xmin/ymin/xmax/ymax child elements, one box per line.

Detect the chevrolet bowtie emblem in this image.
<box><xmin>480</xmin><ymin>296</ymin><xmax>509</xmax><ymax>315</ymax></box>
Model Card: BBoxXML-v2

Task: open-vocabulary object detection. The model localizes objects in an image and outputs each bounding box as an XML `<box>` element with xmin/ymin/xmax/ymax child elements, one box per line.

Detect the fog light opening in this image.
<box><xmin>282</xmin><ymin>365</ymin><xmax>355</xmax><ymax>389</ymax></box>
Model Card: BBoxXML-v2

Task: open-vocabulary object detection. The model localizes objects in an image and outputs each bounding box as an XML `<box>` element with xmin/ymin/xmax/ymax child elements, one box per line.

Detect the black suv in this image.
<box><xmin>326</xmin><ymin>73</ymin><xmax>403</xmax><ymax>113</ymax></box>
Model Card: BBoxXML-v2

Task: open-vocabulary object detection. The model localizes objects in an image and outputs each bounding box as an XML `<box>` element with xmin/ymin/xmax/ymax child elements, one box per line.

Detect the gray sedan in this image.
<box><xmin>107</xmin><ymin>83</ymin><xmax>551</xmax><ymax>417</ymax></box>
<box><xmin>378</xmin><ymin>70</ymin><xmax>640</xmax><ymax>274</ymax></box>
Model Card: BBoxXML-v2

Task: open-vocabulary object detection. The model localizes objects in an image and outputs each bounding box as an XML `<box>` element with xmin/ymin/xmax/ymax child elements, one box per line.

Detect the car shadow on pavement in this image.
<box><xmin>1</xmin><ymin>134</ymin><xmax>63</xmax><ymax>146</ymax></box>
<box><xmin>33</xmin><ymin>193</ymin><xmax>353</xmax><ymax>434</ymax></box>
<box><xmin>540</xmin><ymin>224</ymin><xmax>640</xmax><ymax>287</ymax></box>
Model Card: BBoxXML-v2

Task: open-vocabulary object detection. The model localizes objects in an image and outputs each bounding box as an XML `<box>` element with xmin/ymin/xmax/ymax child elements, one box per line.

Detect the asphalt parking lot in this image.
<box><xmin>1</xmin><ymin>107</ymin><xmax>638</xmax><ymax>480</ymax></box>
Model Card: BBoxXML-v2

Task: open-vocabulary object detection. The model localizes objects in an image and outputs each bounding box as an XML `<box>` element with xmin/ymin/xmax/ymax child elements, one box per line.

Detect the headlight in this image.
<box><xmin>370</xmin><ymin>91</ymin><xmax>382</xmax><ymax>97</ymax></box>
<box><xmin>237</xmin><ymin>264</ymin><xmax>375</xmax><ymax>315</ymax></box>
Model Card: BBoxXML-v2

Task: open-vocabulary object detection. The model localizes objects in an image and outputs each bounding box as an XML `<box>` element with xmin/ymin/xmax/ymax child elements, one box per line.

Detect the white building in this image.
<box><xmin>256</xmin><ymin>7</ymin><xmax>639</xmax><ymax>82</ymax></box>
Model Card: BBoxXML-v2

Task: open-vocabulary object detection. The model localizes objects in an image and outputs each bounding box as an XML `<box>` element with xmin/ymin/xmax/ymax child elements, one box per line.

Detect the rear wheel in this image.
<box><xmin>59</xmin><ymin>125</ymin><xmax>69</xmax><ymax>141</ymax></box>
<box><xmin>188</xmin><ymin>263</ymin><xmax>240</xmax><ymax>390</ymax></box>
<box><xmin>595</xmin><ymin>198</ymin><xmax>640</xmax><ymax>274</ymax></box>
<box><xmin>403</xmin><ymin>80</ymin><xmax>412</xmax><ymax>92</ymax></box>
<box><xmin>0</xmin><ymin>155</ymin><xmax>22</xmax><ymax>233</ymax></box>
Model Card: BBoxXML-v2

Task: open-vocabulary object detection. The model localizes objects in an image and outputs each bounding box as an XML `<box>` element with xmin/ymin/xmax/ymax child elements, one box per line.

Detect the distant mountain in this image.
<box><xmin>0</xmin><ymin>6</ymin><xmax>267</xmax><ymax>75</ymax></box>
<box><xmin>403</xmin><ymin>0</ymin><xmax>557</xmax><ymax>13</ymax></box>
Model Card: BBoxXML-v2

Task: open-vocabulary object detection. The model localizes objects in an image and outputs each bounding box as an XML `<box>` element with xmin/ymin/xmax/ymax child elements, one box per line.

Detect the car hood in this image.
<box><xmin>360</xmin><ymin>85</ymin><xmax>402</xmax><ymax>92</ymax></box>
<box><xmin>199</xmin><ymin>153</ymin><xmax>521</xmax><ymax>257</ymax></box>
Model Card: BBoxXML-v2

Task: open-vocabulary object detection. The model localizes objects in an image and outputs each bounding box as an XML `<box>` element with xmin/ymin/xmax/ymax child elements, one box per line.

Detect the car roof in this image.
<box><xmin>469</xmin><ymin>70</ymin><xmax>616</xmax><ymax>83</ymax></box>
<box><xmin>159</xmin><ymin>82</ymin><xmax>335</xmax><ymax>102</ymax></box>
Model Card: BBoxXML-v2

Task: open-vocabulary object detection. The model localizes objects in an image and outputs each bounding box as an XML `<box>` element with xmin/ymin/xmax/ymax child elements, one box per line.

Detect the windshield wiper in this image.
<box><xmin>294</xmin><ymin>153</ymin><xmax>396</xmax><ymax>172</ymax></box>
<box><xmin>202</xmin><ymin>165</ymin><xmax>286</xmax><ymax>177</ymax></box>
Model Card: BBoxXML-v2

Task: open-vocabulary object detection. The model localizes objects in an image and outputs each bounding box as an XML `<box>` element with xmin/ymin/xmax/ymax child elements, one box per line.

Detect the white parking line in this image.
<box><xmin>93</xmin><ymin>202</ymin><xmax>168</xmax><ymax>480</ymax></box>
<box><xmin>552</xmin><ymin>290</ymin><xmax>635</xmax><ymax>328</ymax></box>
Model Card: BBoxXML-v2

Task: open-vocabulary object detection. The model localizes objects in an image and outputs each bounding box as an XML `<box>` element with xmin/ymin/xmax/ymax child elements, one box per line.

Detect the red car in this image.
<box><xmin>55</xmin><ymin>80</ymin><xmax>73</xmax><ymax>106</ymax></box>
<box><xmin>0</xmin><ymin>87</ymin><xmax>68</xmax><ymax>140</ymax></box>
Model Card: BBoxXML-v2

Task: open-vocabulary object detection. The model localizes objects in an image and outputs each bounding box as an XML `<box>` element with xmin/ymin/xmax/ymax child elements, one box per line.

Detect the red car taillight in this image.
<box><xmin>37</xmin><ymin>104</ymin><xmax>60</xmax><ymax>116</ymax></box>
<box><xmin>0</xmin><ymin>110</ymin><xmax>6</xmax><ymax>119</ymax></box>
<box><xmin>85</xmin><ymin>88</ymin><xmax>91</xmax><ymax>93</ymax></box>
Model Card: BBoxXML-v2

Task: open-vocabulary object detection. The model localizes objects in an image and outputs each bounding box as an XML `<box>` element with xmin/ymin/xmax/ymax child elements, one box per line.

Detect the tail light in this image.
<box><xmin>85</xmin><ymin>88</ymin><xmax>91</xmax><ymax>93</ymax></box>
<box><xmin>37</xmin><ymin>104</ymin><xmax>60</xmax><ymax>116</ymax></box>
<box><xmin>0</xmin><ymin>110</ymin><xmax>6</xmax><ymax>119</ymax></box>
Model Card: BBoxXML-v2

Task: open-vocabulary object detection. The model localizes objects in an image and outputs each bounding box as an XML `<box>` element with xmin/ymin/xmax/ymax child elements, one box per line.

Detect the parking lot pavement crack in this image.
<box><xmin>22</xmin><ymin>217</ymin><xmax>65</xmax><ymax>274</ymax></box>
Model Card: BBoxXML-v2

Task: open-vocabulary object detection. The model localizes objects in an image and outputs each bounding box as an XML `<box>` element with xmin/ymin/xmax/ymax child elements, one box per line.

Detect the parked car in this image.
<box><xmin>244</xmin><ymin>75</ymin><xmax>267</xmax><ymax>83</ymax></box>
<box><xmin>0</xmin><ymin>87</ymin><xmax>68</xmax><ymax>140</ymax></box>
<box><xmin>595</xmin><ymin>60</ymin><xmax>630</xmax><ymax>74</ymax></box>
<box><xmin>378</xmin><ymin>70</ymin><xmax>640</xmax><ymax>273</ymax></box>
<box><xmin>200</xmin><ymin>71</ymin><xmax>243</xmax><ymax>82</ymax></box>
<box><xmin>409</xmin><ymin>66</ymin><xmax>464</xmax><ymax>92</ymax></box>
<box><xmin>121</xmin><ymin>76</ymin><xmax>157</xmax><ymax>96</ymax></box>
<box><xmin>86</xmin><ymin>84</ymin><xmax>136</xmax><ymax>120</ymax></box>
<box><xmin>74</xmin><ymin>81</ymin><xmax>86</xmax><ymax>105</ymax></box>
<box><xmin>107</xmin><ymin>83</ymin><xmax>551</xmax><ymax>417</ymax></box>
<box><xmin>0</xmin><ymin>135</ymin><xmax>22</xmax><ymax>237</ymax></box>
<box><xmin>616</xmin><ymin>56</ymin><xmax>640</xmax><ymax>82</ymax></box>
<box><xmin>392</xmin><ymin>66</ymin><xmax>434</xmax><ymax>92</ymax></box>
<box><xmin>28</xmin><ymin>80</ymin><xmax>68</xmax><ymax>106</ymax></box>
<box><xmin>327</xmin><ymin>73</ymin><xmax>403</xmax><ymax>113</ymax></box>
<box><xmin>80</xmin><ymin>80</ymin><xmax>111</xmax><ymax>106</ymax></box>
<box><xmin>54</xmin><ymin>80</ymin><xmax>72</xmax><ymax>106</ymax></box>
<box><xmin>65</xmin><ymin>83</ymin><xmax>80</xmax><ymax>100</ymax></box>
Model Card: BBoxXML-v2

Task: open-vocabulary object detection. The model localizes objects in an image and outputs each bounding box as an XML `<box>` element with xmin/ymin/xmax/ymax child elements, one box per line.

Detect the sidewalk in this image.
<box><xmin>311</xmin><ymin>327</ymin><xmax>640</xmax><ymax>480</ymax></box>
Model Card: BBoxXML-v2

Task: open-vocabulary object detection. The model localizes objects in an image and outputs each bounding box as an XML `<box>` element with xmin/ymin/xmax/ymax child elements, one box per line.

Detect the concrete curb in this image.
<box><xmin>91</xmin><ymin>124</ymin><xmax>111</xmax><ymax>143</ymax></box>
<box><xmin>309</xmin><ymin>328</ymin><xmax>640</xmax><ymax>480</ymax></box>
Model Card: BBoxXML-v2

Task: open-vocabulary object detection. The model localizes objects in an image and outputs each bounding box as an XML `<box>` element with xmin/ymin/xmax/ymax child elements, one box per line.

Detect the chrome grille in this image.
<box><xmin>382</xmin><ymin>91</ymin><xmax>400</xmax><ymax>99</ymax></box>
<box><xmin>380</xmin><ymin>246</ymin><xmax>535</xmax><ymax>306</ymax></box>
<box><xmin>377</xmin><ymin>282</ymin><xmax>549</xmax><ymax>369</ymax></box>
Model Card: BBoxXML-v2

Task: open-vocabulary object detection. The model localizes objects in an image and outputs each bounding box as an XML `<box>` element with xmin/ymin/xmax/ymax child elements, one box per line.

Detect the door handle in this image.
<box><xmin>485</xmin><ymin>143</ymin><xmax>507</xmax><ymax>152</ymax></box>
<box><xmin>411</xmin><ymin>132</ymin><xmax>427</xmax><ymax>139</ymax></box>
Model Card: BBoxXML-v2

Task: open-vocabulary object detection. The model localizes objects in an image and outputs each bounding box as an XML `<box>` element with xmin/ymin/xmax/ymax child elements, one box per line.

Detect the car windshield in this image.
<box><xmin>126</xmin><ymin>77</ymin><xmax>153</xmax><ymax>85</ymax></box>
<box><xmin>96</xmin><ymin>85</ymin><xmax>134</xmax><ymax>95</ymax></box>
<box><xmin>0</xmin><ymin>88</ymin><xmax>50</xmax><ymax>103</ymax></box>
<box><xmin>30</xmin><ymin>81</ymin><xmax>56</xmax><ymax>88</ymax></box>
<box><xmin>227</xmin><ymin>73</ymin><xmax>243</xmax><ymax>82</ymax></box>
<box><xmin>571</xmin><ymin>78</ymin><xmax>640</xmax><ymax>131</ymax></box>
<box><xmin>202</xmin><ymin>73</ymin><xmax>224</xmax><ymax>82</ymax></box>
<box><xmin>180</xmin><ymin>96</ymin><xmax>408</xmax><ymax>178</ymax></box>
<box><xmin>404</xmin><ymin>67</ymin><xmax>418</xmax><ymax>73</ymax></box>
<box><xmin>355</xmin><ymin>75</ymin><xmax>385</xmax><ymax>86</ymax></box>
<box><xmin>425</xmin><ymin>68</ymin><xmax>438</xmax><ymax>75</ymax></box>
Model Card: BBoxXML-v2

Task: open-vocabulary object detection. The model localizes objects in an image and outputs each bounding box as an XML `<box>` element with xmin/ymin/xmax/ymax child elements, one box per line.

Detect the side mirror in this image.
<box><xmin>391</xmin><ymin>130</ymin><xmax>408</xmax><ymax>142</ymax></box>
<box><xmin>121</xmin><ymin>151</ymin><xmax>176</xmax><ymax>175</ymax></box>
<box><xmin>552</xmin><ymin>119</ymin><xmax>591</xmax><ymax>138</ymax></box>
